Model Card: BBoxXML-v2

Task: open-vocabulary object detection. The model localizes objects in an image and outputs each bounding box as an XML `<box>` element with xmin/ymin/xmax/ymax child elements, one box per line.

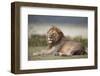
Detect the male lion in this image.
<box><xmin>33</xmin><ymin>26</ymin><xmax>86</xmax><ymax>56</ymax></box>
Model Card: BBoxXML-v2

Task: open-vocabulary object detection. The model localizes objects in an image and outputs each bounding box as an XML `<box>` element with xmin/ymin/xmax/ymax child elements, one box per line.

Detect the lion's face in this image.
<box><xmin>47</xmin><ymin>26</ymin><xmax>64</xmax><ymax>44</ymax></box>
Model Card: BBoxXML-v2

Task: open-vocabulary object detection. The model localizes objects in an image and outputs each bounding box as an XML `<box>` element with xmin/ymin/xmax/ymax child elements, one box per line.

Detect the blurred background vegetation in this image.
<box><xmin>28</xmin><ymin>35</ymin><xmax>47</xmax><ymax>47</ymax></box>
<box><xmin>28</xmin><ymin>35</ymin><xmax>88</xmax><ymax>48</ymax></box>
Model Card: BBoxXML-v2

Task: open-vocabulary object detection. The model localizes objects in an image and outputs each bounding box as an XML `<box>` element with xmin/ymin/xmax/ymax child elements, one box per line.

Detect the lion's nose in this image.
<box><xmin>48</xmin><ymin>36</ymin><xmax>53</xmax><ymax>40</ymax></box>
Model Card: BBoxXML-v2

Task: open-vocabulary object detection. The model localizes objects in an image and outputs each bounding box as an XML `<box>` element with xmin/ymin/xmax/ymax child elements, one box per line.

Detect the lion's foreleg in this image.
<box><xmin>33</xmin><ymin>50</ymin><xmax>48</xmax><ymax>56</ymax></box>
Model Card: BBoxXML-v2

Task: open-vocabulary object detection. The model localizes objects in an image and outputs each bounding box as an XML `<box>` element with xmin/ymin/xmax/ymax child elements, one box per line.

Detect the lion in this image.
<box><xmin>33</xmin><ymin>26</ymin><xmax>86</xmax><ymax>56</ymax></box>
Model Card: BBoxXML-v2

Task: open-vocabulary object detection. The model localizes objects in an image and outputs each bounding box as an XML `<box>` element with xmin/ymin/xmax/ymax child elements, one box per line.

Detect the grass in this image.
<box><xmin>28</xmin><ymin>46</ymin><xmax>88</xmax><ymax>61</ymax></box>
<box><xmin>28</xmin><ymin>46</ymin><xmax>46</xmax><ymax>60</ymax></box>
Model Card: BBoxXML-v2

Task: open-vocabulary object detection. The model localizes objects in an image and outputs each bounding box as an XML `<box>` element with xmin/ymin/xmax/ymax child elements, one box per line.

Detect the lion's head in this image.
<box><xmin>47</xmin><ymin>26</ymin><xmax>64</xmax><ymax>45</ymax></box>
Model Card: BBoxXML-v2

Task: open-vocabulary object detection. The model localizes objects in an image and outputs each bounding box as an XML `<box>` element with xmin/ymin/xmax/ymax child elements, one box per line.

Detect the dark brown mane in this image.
<box><xmin>47</xmin><ymin>26</ymin><xmax>65</xmax><ymax>48</ymax></box>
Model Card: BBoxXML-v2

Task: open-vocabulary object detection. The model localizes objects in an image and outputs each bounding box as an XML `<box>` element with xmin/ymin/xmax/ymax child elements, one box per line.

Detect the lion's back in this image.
<box><xmin>59</xmin><ymin>40</ymin><xmax>84</xmax><ymax>55</ymax></box>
